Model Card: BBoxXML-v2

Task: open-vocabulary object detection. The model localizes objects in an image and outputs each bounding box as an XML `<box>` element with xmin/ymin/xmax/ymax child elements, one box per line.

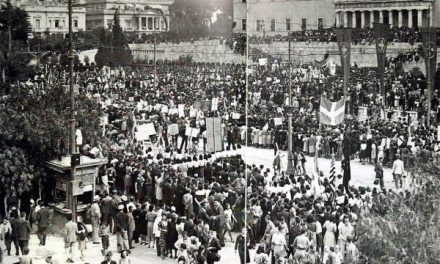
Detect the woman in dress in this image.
<box><xmin>76</xmin><ymin>221</ymin><xmax>87</xmax><ymax>261</ymax></box>
<box><xmin>223</xmin><ymin>203</ymin><xmax>237</xmax><ymax>242</ymax></box>
<box><xmin>323</xmin><ymin>215</ymin><xmax>337</xmax><ymax>250</ymax></box>
<box><xmin>158</xmin><ymin>213</ymin><xmax>169</xmax><ymax>259</ymax></box>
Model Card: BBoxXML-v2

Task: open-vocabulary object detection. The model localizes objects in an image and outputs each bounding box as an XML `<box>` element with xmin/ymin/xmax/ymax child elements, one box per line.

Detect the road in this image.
<box><xmin>3</xmin><ymin>232</ymin><xmax>240</xmax><ymax>264</ymax></box>
<box><xmin>244</xmin><ymin>146</ymin><xmax>402</xmax><ymax>189</ymax></box>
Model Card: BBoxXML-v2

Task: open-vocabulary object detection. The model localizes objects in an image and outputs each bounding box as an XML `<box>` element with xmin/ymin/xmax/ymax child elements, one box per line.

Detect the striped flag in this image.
<box><xmin>329</xmin><ymin>152</ymin><xmax>336</xmax><ymax>187</ymax></box>
<box><xmin>319</xmin><ymin>97</ymin><xmax>345</xmax><ymax>126</ymax></box>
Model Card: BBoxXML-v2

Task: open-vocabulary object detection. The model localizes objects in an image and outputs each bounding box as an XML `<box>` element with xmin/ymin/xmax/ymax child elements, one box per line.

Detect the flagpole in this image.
<box><xmin>427</xmin><ymin>6</ymin><xmax>432</xmax><ymax>128</ymax></box>
<box><xmin>286</xmin><ymin>36</ymin><xmax>294</xmax><ymax>175</ymax></box>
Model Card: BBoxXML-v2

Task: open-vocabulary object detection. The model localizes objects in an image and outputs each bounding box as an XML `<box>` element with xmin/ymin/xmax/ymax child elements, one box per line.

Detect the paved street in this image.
<box><xmin>244</xmin><ymin>146</ymin><xmax>406</xmax><ymax>190</ymax></box>
<box><xmin>3</xmin><ymin>232</ymin><xmax>240</xmax><ymax>264</ymax></box>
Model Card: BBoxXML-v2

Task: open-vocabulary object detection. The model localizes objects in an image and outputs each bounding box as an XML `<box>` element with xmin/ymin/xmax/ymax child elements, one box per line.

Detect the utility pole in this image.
<box><xmin>427</xmin><ymin>7</ymin><xmax>432</xmax><ymax>128</ymax></box>
<box><xmin>286</xmin><ymin>36</ymin><xmax>294</xmax><ymax>175</ymax></box>
<box><xmin>153</xmin><ymin>23</ymin><xmax>156</xmax><ymax>91</ymax></box>
<box><xmin>68</xmin><ymin>0</ymin><xmax>77</xmax><ymax>222</ymax></box>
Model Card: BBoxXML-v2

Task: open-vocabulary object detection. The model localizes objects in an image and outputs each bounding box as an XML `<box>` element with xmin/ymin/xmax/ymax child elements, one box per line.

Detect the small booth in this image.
<box><xmin>45</xmin><ymin>155</ymin><xmax>107</xmax><ymax>234</ymax></box>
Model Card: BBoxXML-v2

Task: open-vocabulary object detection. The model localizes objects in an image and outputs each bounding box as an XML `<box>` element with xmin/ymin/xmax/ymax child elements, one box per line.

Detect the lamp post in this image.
<box><xmin>284</xmin><ymin>36</ymin><xmax>295</xmax><ymax>175</ymax></box>
<box><xmin>68</xmin><ymin>0</ymin><xmax>77</xmax><ymax>222</ymax></box>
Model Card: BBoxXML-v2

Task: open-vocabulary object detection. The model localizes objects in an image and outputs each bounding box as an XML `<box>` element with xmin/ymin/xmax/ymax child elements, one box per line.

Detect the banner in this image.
<box><xmin>373</xmin><ymin>23</ymin><xmax>389</xmax><ymax>104</ymax></box>
<box><xmin>358</xmin><ymin>106</ymin><xmax>368</xmax><ymax>122</ymax></box>
<box><xmin>421</xmin><ymin>27</ymin><xmax>438</xmax><ymax>115</ymax></box>
<box><xmin>335</xmin><ymin>28</ymin><xmax>352</xmax><ymax>97</ymax></box>
<box><xmin>274</xmin><ymin>118</ymin><xmax>283</xmax><ymax>126</ymax></box>
<box><xmin>206</xmin><ymin>117</ymin><xmax>223</xmax><ymax>153</ymax></box>
<box><xmin>211</xmin><ymin>97</ymin><xmax>219</xmax><ymax>111</ymax></box>
<box><xmin>178</xmin><ymin>104</ymin><xmax>185</xmax><ymax>117</ymax></box>
<box><xmin>167</xmin><ymin>124</ymin><xmax>179</xmax><ymax>135</ymax></box>
<box><xmin>319</xmin><ymin>97</ymin><xmax>346</xmax><ymax>126</ymax></box>
<box><xmin>136</xmin><ymin>123</ymin><xmax>156</xmax><ymax>139</ymax></box>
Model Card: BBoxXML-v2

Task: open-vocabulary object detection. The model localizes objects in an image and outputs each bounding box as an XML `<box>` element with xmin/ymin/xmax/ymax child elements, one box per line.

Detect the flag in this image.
<box><xmin>335</xmin><ymin>28</ymin><xmax>352</xmax><ymax>97</ymax></box>
<box><xmin>373</xmin><ymin>23</ymin><xmax>389</xmax><ymax>104</ymax></box>
<box><xmin>319</xmin><ymin>97</ymin><xmax>345</xmax><ymax>126</ymax></box>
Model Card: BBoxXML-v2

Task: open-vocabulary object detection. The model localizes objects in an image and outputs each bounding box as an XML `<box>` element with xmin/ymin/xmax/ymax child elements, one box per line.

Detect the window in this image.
<box><xmin>35</xmin><ymin>19</ymin><xmax>40</xmax><ymax>29</ymax></box>
<box><xmin>54</xmin><ymin>20</ymin><xmax>60</xmax><ymax>28</ymax></box>
<box><xmin>318</xmin><ymin>18</ymin><xmax>323</xmax><ymax>30</ymax></box>
<box><xmin>286</xmin><ymin>19</ymin><xmax>291</xmax><ymax>31</ymax></box>
<box><xmin>256</xmin><ymin>20</ymin><xmax>261</xmax><ymax>32</ymax></box>
<box><xmin>301</xmin><ymin>18</ymin><xmax>306</xmax><ymax>31</ymax></box>
<box><xmin>74</xmin><ymin>20</ymin><xmax>78</xmax><ymax>28</ymax></box>
<box><xmin>141</xmin><ymin>17</ymin><xmax>147</xmax><ymax>29</ymax></box>
<box><xmin>147</xmin><ymin>17</ymin><xmax>153</xmax><ymax>30</ymax></box>
<box><xmin>154</xmin><ymin>17</ymin><xmax>159</xmax><ymax>30</ymax></box>
<box><xmin>270</xmin><ymin>19</ymin><xmax>275</xmax><ymax>32</ymax></box>
<box><xmin>241</xmin><ymin>19</ymin><xmax>246</xmax><ymax>31</ymax></box>
<box><xmin>161</xmin><ymin>20</ymin><xmax>166</xmax><ymax>30</ymax></box>
<box><xmin>242</xmin><ymin>0</ymin><xmax>246</xmax><ymax>2</ymax></box>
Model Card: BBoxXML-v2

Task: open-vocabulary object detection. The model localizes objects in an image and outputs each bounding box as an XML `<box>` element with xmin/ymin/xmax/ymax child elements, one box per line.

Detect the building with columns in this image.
<box><xmin>83</xmin><ymin>0</ymin><xmax>173</xmax><ymax>33</ymax></box>
<box><xmin>335</xmin><ymin>0</ymin><xmax>439</xmax><ymax>28</ymax></box>
<box><xmin>9</xmin><ymin>0</ymin><xmax>86</xmax><ymax>35</ymax></box>
<box><xmin>245</xmin><ymin>0</ymin><xmax>336</xmax><ymax>36</ymax></box>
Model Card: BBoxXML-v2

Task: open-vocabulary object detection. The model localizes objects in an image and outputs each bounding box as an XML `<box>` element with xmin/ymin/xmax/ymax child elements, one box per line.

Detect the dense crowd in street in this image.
<box><xmin>249</xmin><ymin>27</ymin><xmax>440</xmax><ymax>45</ymax></box>
<box><xmin>1</xmin><ymin>62</ymin><xmax>249</xmax><ymax>264</ymax></box>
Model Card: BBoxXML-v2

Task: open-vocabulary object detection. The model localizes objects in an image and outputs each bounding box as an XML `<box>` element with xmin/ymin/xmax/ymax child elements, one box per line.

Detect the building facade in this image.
<box><xmin>246</xmin><ymin>0</ymin><xmax>336</xmax><ymax>36</ymax></box>
<box><xmin>233</xmin><ymin>0</ymin><xmax>247</xmax><ymax>33</ymax></box>
<box><xmin>83</xmin><ymin>0</ymin><xmax>173</xmax><ymax>34</ymax></box>
<box><xmin>335</xmin><ymin>0</ymin><xmax>440</xmax><ymax>28</ymax></box>
<box><xmin>12</xmin><ymin>0</ymin><xmax>86</xmax><ymax>35</ymax></box>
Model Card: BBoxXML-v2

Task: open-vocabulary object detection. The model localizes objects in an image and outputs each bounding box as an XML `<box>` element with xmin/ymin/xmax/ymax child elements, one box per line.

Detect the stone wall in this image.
<box><xmin>129</xmin><ymin>39</ymin><xmax>246</xmax><ymax>64</ymax></box>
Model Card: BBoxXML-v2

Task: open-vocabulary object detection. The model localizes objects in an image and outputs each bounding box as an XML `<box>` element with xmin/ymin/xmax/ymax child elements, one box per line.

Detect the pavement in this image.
<box><xmin>3</xmin><ymin>232</ymin><xmax>240</xmax><ymax>264</ymax></box>
<box><xmin>243</xmin><ymin>146</ymin><xmax>410</xmax><ymax>190</ymax></box>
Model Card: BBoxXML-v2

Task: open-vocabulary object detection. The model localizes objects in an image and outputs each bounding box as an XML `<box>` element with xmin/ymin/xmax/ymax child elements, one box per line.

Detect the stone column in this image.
<box><xmin>361</xmin><ymin>11</ymin><xmax>365</xmax><ymax>28</ymax></box>
<box><xmin>343</xmin><ymin>12</ymin><xmax>348</xmax><ymax>27</ymax></box>
<box><xmin>352</xmin><ymin>11</ymin><xmax>357</xmax><ymax>28</ymax></box>
<box><xmin>398</xmin><ymin>10</ymin><xmax>403</xmax><ymax>28</ymax></box>
<box><xmin>138</xmin><ymin>16</ymin><xmax>142</xmax><ymax>30</ymax></box>
<box><xmin>408</xmin><ymin>9</ymin><xmax>413</xmax><ymax>27</ymax></box>
<box><xmin>417</xmin><ymin>9</ymin><xmax>422</xmax><ymax>27</ymax></box>
<box><xmin>389</xmin><ymin>10</ymin><xmax>393</xmax><ymax>27</ymax></box>
<box><xmin>379</xmin><ymin>10</ymin><xmax>384</xmax><ymax>23</ymax></box>
<box><xmin>336</xmin><ymin>12</ymin><xmax>340</xmax><ymax>27</ymax></box>
<box><xmin>370</xmin><ymin>11</ymin><xmax>374</xmax><ymax>28</ymax></box>
<box><xmin>429</xmin><ymin>8</ymin><xmax>433</xmax><ymax>26</ymax></box>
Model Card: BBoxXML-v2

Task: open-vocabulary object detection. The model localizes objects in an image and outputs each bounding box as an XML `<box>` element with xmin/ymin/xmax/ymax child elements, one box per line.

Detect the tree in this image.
<box><xmin>95</xmin><ymin>10</ymin><xmax>133</xmax><ymax>66</ymax></box>
<box><xmin>0</xmin><ymin>1</ymin><xmax>32</xmax><ymax>90</ymax></box>
<box><xmin>357</xmin><ymin>159</ymin><xmax>440</xmax><ymax>263</ymax></box>
<box><xmin>0</xmin><ymin>84</ymin><xmax>106</xmax><ymax>215</ymax></box>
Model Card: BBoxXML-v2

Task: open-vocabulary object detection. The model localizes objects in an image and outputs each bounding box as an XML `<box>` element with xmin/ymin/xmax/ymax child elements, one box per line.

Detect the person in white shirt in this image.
<box><xmin>392</xmin><ymin>153</ymin><xmax>405</xmax><ymax>189</ymax></box>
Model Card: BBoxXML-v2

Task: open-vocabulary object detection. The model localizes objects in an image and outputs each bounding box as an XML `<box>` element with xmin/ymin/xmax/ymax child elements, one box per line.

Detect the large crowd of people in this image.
<box><xmin>249</xmin><ymin>27</ymin><xmax>440</xmax><ymax>46</ymax></box>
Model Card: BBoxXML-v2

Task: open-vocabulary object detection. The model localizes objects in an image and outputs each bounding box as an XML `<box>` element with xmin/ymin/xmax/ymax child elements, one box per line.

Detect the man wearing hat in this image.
<box><xmin>90</xmin><ymin>195</ymin><xmax>102</xmax><ymax>244</ymax></box>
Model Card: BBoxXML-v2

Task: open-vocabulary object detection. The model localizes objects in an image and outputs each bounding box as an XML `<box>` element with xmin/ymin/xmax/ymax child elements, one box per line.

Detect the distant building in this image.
<box><xmin>335</xmin><ymin>0</ymin><xmax>440</xmax><ymax>28</ymax></box>
<box><xmin>233</xmin><ymin>0</ymin><xmax>246</xmax><ymax>33</ymax></box>
<box><xmin>245</xmin><ymin>0</ymin><xmax>336</xmax><ymax>36</ymax></box>
<box><xmin>12</xmin><ymin>0</ymin><xmax>86</xmax><ymax>35</ymax></box>
<box><xmin>83</xmin><ymin>0</ymin><xmax>173</xmax><ymax>34</ymax></box>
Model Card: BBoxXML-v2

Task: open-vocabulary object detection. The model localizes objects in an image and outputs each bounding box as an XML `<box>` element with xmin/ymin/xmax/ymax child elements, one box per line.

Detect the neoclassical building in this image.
<box><xmin>335</xmin><ymin>0</ymin><xmax>440</xmax><ymax>28</ymax></box>
<box><xmin>10</xmin><ymin>0</ymin><xmax>86</xmax><ymax>35</ymax></box>
<box><xmin>83</xmin><ymin>0</ymin><xmax>173</xmax><ymax>33</ymax></box>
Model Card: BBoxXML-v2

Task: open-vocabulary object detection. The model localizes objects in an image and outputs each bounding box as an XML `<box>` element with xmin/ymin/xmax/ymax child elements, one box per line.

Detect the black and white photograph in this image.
<box><xmin>0</xmin><ymin>0</ymin><xmax>439</xmax><ymax>263</ymax></box>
